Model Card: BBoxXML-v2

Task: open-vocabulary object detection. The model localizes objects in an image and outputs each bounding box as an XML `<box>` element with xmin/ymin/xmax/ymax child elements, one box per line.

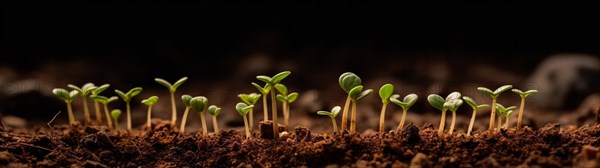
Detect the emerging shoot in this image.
<box><xmin>477</xmin><ymin>85</ymin><xmax>513</xmax><ymax>132</ymax></box>
<box><xmin>251</xmin><ymin>83</ymin><xmax>271</xmax><ymax>122</ymax></box>
<box><xmin>495</xmin><ymin>103</ymin><xmax>516</xmax><ymax>129</ymax></box>
<box><xmin>52</xmin><ymin>88</ymin><xmax>79</xmax><ymax>125</ymax></box>
<box><xmin>338</xmin><ymin>72</ymin><xmax>362</xmax><ymax>131</ymax></box>
<box><xmin>255</xmin><ymin>71</ymin><xmax>291</xmax><ymax>139</ymax></box>
<box><xmin>180</xmin><ymin>95</ymin><xmax>193</xmax><ymax>133</ymax></box>
<box><xmin>207</xmin><ymin>105</ymin><xmax>222</xmax><ymax>135</ymax></box>
<box><xmin>443</xmin><ymin>92</ymin><xmax>463</xmax><ymax>135</ymax></box>
<box><xmin>462</xmin><ymin>96</ymin><xmax>489</xmax><ymax>135</ymax></box>
<box><xmin>348</xmin><ymin>85</ymin><xmax>373</xmax><ymax>134</ymax></box>
<box><xmin>141</xmin><ymin>96</ymin><xmax>159</xmax><ymax>129</ymax></box>
<box><xmin>90</xmin><ymin>95</ymin><xmax>118</xmax><ymax>129</ymax></box>
<box><xmin>238</xmin><ymin>93</ymin><xmax>261</xmax><ymax>132</ymax></box>
<box><xmin>428</xmin><ymin>93</ymin><xmax>463</xmax><ymax>136</ymax></box>
<box><xmin>275</xmin><ymin>84</ymin><xmax>299</xmax><ymax>129</ymax></box>
<box><xmin>115</xmin><ymin>87</ymin><xmax>143</xmax><ymax>131</ymax></box>
<box><xmin>155</xmin><ymin>77</ymin><xmax>188</xmax><ymax>129</ymax></box>
<box><xmin>511</xmin><ymin>89</ymin><xmax>538</xmax><ymax>130</ymax></box>
<box><xmin>68</xmin><ymin>83</ymin><xmax>97</xmax><ymax>125</ymax></box>
<box><xmin>378</xmin><ymin>84</ymin><xmax>394</xmax><ymax>134</ymax></box>
<box><xmin>236</xmin><ymin>102</ymin><xmax>254</xmax><ymax>138</ymax></box>
<box><xmin>191</xmin><ymin>96</ymin><xmax>208</xmax><ymax>135</ymax></box>
<box><xmin>317</xmin><ymin>106</ymin><xmax>341</xmax><ymax>134</ymax></box>
<box><xmin>110</xmin><ymin>109</ymin><xmax>122</xmax><ymax>129</ymax></box>
<box><xmin>390</xmin><ymin>93</ymin><xmax>418</xmax><ymax>132</ymax></box>
<box><xmin>90</xmin><ymin>84</ymin><xmax>110</xmax><ymax>124</ymax></box>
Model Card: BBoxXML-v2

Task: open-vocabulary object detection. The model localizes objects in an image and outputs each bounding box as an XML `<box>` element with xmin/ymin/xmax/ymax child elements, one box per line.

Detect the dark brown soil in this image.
<box><xmin>1</xmin><ymin>119</ymin><xmax>599</xmax><ymax>168</ymax></box>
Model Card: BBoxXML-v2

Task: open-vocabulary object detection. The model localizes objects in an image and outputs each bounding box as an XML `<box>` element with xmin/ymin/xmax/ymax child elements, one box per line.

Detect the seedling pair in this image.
<box><xmin>495</xmin><ymin>103</ymin><xmax>516</xmax><ymax>129</ymax></box>
<box><xmin>238</xmin><ymin>93</ymin><xmax>261</xmax><ymax>132</ymax></box>
<box><xmin>90</xmin><ymin>84</ymin><xmax>110</xmax><ymax>124</ymax></box>
<box><xmin>339</xmin><ymin>72</ymin><xmax>373</xmax><ymax>134</ymax></box>
<box><xmin>236</xmin><ymin>102</ymin><xmax>255</xmax><ymax>138</ymax></box>
<box><xmin>155</xmin><ymin>77</ymin><xmax>188</xmax><ymax>129</ymax></box>
<box><xmin>180</xmin><ymin>95</ymin><xmax>208</xmax><ymax>134</ymax></box>
<box><xmin>52</xmin><ymin>88</ymin><xmax>79</xmax><ymax>125</ymax></box>
<box><xmin>428</xmin><ymin>92</ymin><xmax>463</xmax><ymax>136</ymax></box>
<box><xmin>90</xmin><ymin>95</ymin><xmax>118</xmax><ymax>129</ymax></box>
<box><xmin>377</xmin><ymin>84</ymin><xmax>418</xmax><ymax>133</ymax></box>
<box><xmin>252</xmin><ymin>71</ymin><xmax>291</xmax><ymax>139</ymax></box>
<box><xmin>462</xmin><ymin>97</ymin><xmax>489</xmax><ymax>135</ymax></box>
<box><xmin>477</xmin><ymin>85</ymin><xmax>512</xmax><ymax>132</ymax></box>
<box><xmin>115</xmin><ymin>87</ymin><xmax>143</xmax><ymax>131</ymax></box>
<box><xmin>275</xmin><ymin>84</ymin><xmax>299</xmax><ymax>129</ymax></box>
<box><xmin>68</xmin><ymin>83</ymin><xmax>98</xmax><ymax>125</ymax></box>
<box><xmin>317</xmin><ymin>106</ymin><xmax>341</xmax><ymax>134</ymax></box>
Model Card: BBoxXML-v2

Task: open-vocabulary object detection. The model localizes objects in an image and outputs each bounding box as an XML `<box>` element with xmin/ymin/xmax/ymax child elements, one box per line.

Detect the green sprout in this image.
<box><xmin>477</xmin><ymin>85</ymin><xmax>513</xmax><ymax>132</ymax></box>
<box><xmin>191</xmin><ymin>96</ymin><xmax>208</xmax><ymax>135</ymax></box>
<box><xmin>251</xmin><ymin>83</ymin><xmax>271</xmax><ymax>122</ymax></box>
<box><xmin>52</xmin><ymin>88</ymin><xmax>79</xmax><ymax>125</ymax></box>
<box><xmin>495</xmin><ymin>103</ymin><xmax>516</xmax><ymax>129</ymax></box>
<box><xmin>68</xmin><ymin>83</ymin><xmax>97</xmax><ymax>125</ymax></box>
<box><xmin>90</xmin><ymin>84</ymin><xmax>110</xmax><ymax>124</ymax></box>
<box><xmin>90</xmin><ymin>95</ymin><xmax>118</xmax><ymax>129</ymax></box>
<box><xmin>377</xmin><ymin>84</ymin><xmax>394</xmax><ymax>134</ymax></box>
<box><xmin>155</xmin><ymin>77</ymin><xmax>188</xmax><ymax>129</ymax></box>
<box><xmin>428</xmin><ymin>92</ymin><xmax>463</xmax><ymax>136</ymax></box>
<box><xmin>110</xmin><ymin>109</ymin><xmax>122</xmax><ymax>129</ymax></box>
<box><xmin>180</xmin><ymin>95</ymin><xmax>193</xmax><ymax>133</ymax></box>
<box><xmin>349</xmin><ymin>85</ymin><xmax>373</xmax><ymax>134</ymax></box>
<box><xmin>462</xmin><ymin>96</ymin><xmax>489</xmax><ymax>135</ymax></box>
<box><xmin>338</xmin><ymin>72</ymin><xmax>362</xmax><ymax>131</ymax></box>
<box><xmin>238</xmin><ymin>93</ymin><xmax>261</xmax><ymax>133</ymax></box>
<box><xmin>115</xmin><ymin>87</ymin><xmax>143</xmax><ymax>131</ymax></box>
<box><xmin>207</xmin><ymin>105</ymin><xmax>222</xmax><ymax>135</ymax></box>
<box><xmin>511</xmin><ymin>89</ymin><xmax>538</xmax><ymax>130</ymax></box>
<box><xmin>236</xmin><ymin>102</ymin><xmax>254</xmax><ymax>139</ymax></box>
<box><xmin>275</xmin><ymin>84</ymin><xmax>299</xmax><ymax>129</ymax></box>
<box><xmin>141</xmin><ymin>96</ymin><xmax>159</xmax><ymax>129</ymax></box>
<box><xmin>390</xmin><ymin>93</ymin><xmax>418</xmax><ymax>132</ymax></box>
<box><xmin>317</xmin><ymin>106</ymin><xmax>341</xmax><ymax>134</ymax></box>
<box><xmin>254</xmin><ymin>71</ymin><xmax>291</xmax><ymax>139</ymax></box>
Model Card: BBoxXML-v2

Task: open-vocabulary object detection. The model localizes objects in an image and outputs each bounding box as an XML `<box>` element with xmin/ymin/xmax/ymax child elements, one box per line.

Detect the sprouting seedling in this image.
<box><xmin>180</xmin><ymin>95</ymin><xmax>193</xmax><ymax>133</ymax></box>
<box><xmin>52</xmin><ymin>88</ymin><xmax>79</xmax><ymax>125</ymax></box>
<box><xmin>338</xmin><ymin>72</ymin><xmax>362</xmax><ymax>131</ymax></box>
<box><xmin>155</xmin><ymin>77</ymin><xmax>188</xmax><ymax>129</ymax></box>
<box><xmin>317</xmin><ymin>106</ymin><xmax>341</xmax><ymax>134</ymax></box>
<box><xmin>90</xmin><ymin>95</ymin><xmax>118</xmax><ymax>129</ymax></box>
<box><xmin>511</xmin><ymin>89</ymin><xmax>538</xmax><ymax>130</ymax></box>
<box><xmin>68</xmin><ymin>83</ymin><xmax>97</xmax><ymax>125</ymax></box>
<box><xmin>477</xmin><ymin>85</ymin><xmax>513</xmax><ymax>132</ymax></box>
<box><xmin>275</xmin><ymin>84</ymin><xmax>299</xmax><ymax>129</ymax></box>
<box><xmin>428</xmin><ymin>92</ymin><xmax>463</xmax><ymax>136</ymax></box>
<box><xmin>238</xmin><ymin>93</ymin><xmax>261</xmax><ymax>132</ymax></box>
<box><xmin>348</xmin><ymin>85</ymin><xmax>373</xmax><ymax>134</ymax></box>
<box><xmin>207</xmin><ymin>105</ymin><xmax>222</xmax><ymax>135</ymax></box>
<box><xmin>390</xmin><ymin>93</ymin><xmax>418</xmax><ymax>132</ymax></box>
<box><xmin>377</xmin><ymin>84</ymin><xmax>394</xmax><ymax>134</ymax></box>
<box><xmin>141</xmin><ymin>96</ymin><xmax>159</xmax><ymax>129</ymax></box>
<box><xmin>90</xmin><ymin>84</ymin><xmax>110</xmax><ymax>124</ymax></box>
<box><xmin>236</xmin><ymin>102</ymin><xmax>254</xmax><ymax>139</ymax></box>
<box><xmin>115</xmin><ymin>87</ymin><xmax>143</xmax><ymax>131</ymax></box>
<box><xmin>110</xmin><ymin>109</ymin><xmax>122</xmax><ymax>129</ymax></box>
<box><xmin>255</xmin><ymin>71</ymin><xmax>291</xmax><ymax>139</ymax></box>
<box><xmin>495</xmin><ymin>103</ymin><xmax>516</xmax><ymax>129</ymax></box>
<box><xmin>462</xmin><ymin>96</ymin><xmax>489</xmax><ymax>135</ymax></box>
<box><xmin>251</xmin><ymin>83</ymin><xmax>271</xmax><ymax>122</ymax></box>
<box><xmin>443</xmin><ymin>92</ymin><xmax>463</xmax><ymax>135</ymax></box>
<box><xmin>191</xmin><ymin>96</ymin><xmax>208</xmax><ymax>135</ymax></box>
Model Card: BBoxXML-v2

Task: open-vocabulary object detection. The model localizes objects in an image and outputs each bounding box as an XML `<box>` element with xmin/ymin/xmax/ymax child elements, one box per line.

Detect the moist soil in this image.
<box><xmin>1</xmin><ymin>119</ymin><xmax>599</xmax><ymax>168</ymax></box>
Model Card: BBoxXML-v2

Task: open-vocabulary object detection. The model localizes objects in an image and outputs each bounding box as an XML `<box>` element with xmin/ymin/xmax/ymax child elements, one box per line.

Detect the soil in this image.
<box><xmin>1</xmin><ymin>119</ymin><xmax>599</xmax><ymax>168</ymax></box>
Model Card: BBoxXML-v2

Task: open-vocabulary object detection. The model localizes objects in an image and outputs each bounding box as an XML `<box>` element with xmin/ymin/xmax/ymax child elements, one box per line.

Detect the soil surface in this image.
<box><xmin>1</xmin><ymin>119</ymin><xmax>599</xmax><ymax>167</ymax></box>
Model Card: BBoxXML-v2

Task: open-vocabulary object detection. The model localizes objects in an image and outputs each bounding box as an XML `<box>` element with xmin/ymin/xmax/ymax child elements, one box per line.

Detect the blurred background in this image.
<box><xmin>2</xmin><ymin>5</ymin><xmax>599</xmax><ymax>133</ymax></box>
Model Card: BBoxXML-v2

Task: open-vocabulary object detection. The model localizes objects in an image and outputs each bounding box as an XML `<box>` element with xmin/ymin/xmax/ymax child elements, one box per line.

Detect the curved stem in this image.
<box><xmin>397</xmin><ymin>108</ymin><xmax>408</xmax><ymax>132</ymax></box>
<box><xmin>94</xmin><ymin>102</ymin><xmax>102</xmax><ymax>124</ymax></box>
<box><xmin>271</xmin><ymin>91</ymin><xmax>279</xmax><ymax>139</ymax></box>
<box><xmin>448</xmin><ymin>110</ymin><xmax>456</xmax><ymax>135</ymax></box>
<box><xmin>126</xmin><ymin>102</ymin><xmax>131</xmax><ymax>131</ymax></box>
<box><xmin>489</xmin><ymin>98</ymin><xmax>497</xmax><ymax>132</ymax></box>
<box><xmin>147</xmin><ymin>106</ymin><xmax>152</xmax><ymax>129</ymax></box>
<box><xmin>170</xmin><ymin>92</ymin><xmax>177</xmax><ymax>129</ymax></box>
<box><xmin>467</xmin><ymin>109</ymin><xmax>477</xmax><ymax>135</ymax></box>
<box><xmin>103</xmin><ymin>104</ymin><xmax>113</xmax><ymax>129</ymax></box>
<box><xmin>83</xmin><ymin>97</ymin><xmax>91</xmax><ymax>125</ymax></box>
<box><xmin>180</xmin><ymin>107</ymin><xmax>190</xmax><ymax>133</ymax></box>
<box><xmin>67</xmin><ymin>102</ymin><xmax>75</xmax><ymax>126</ymax></box>
<box><xmin>243</xmin><ymin>114</ymin><xmax>250</xmax><ymax>138</ymax></box>
<box><xmin>517</xmin><ymin>98</ymin><xmax>526</xmax><ymax>130</ymax></box>
<box><xmin>350</xmin><ymin>100</ymin><xmax>357</xmax><ymax>134</ymax></box>
<box><xmin>332</xmin><ymin>118</ymin><xmax>338</xmax><ymax>134</ymax></box>
<box><xmin>341</xmin><ymin>96</ymin><xmax>351</xmax><ymax>131</ymax></box>
<box><xmin>262</xmin><ymin>95</ymin><xmax>268</xmax><ymax>121</ymax></box>
<box><xmin>438</xmin><ymin>109</ymin><xmax>447</xmax><ymax>136</ymax></box>
<box><xmin>379</xmin><ymin>103</ymin><xmax>388</xmax><ymax>134</ymax></box>
<box><xmin>213</xmin><ymin>115</ymin><xmax>220</xmax><ymax>135</ymax></box>
<box><xmin>200</xmin><ymin>112</ymin><xmax>207</xmax><ymax>136</ymax></box>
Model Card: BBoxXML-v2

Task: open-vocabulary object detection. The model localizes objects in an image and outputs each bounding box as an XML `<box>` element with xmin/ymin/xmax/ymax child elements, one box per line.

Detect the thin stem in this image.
<box><xmin>379</xmin><ymin>103</ymin><xmax>388</xmax><ymax>134</ymax></box>
<box><xmin>126</xmin><ymin>102</ymin><xmax>131</xmax><ymax>131</ymax></box>
<box><xmin>397</xmin><ymin>108</ymin><xmax>408</xmax><ymax>132</ymax></box>
<box><xmin>170</xmin><ymin>92</ymin><xmax>177</xmax><ymax>129</ymax></box>
<box><xmin>504</xmin><ymin>115</ymin><xmax>510</xmax><ymax>129</ymax></box>
<box><xmin>517</xmin><ymin>98</ymin><xmax>526</xmax><ymax>130</ymax></box>
<box><xmin>83</xmin><ymin>97</ymin><xmax>91</xmax><ymax>125</ymax></box>
<box><xmin>467</xmin><ymin>109</ymin><xmax>477</xmax><ymax>135</ymax></box>
<box><xmin>114</xmin><ymin>117</ymin><xmax>119</xmax><ymax>129</ymax></box>
<box><xmin>271</xmin><ymin>91</ymin><xmax>279</xmax><ymax>139</ymax></box>
<box><xmin>94</xmin><ymin>101</ymin><xmax>102</xmax><ymax>124</ymax></box>
<box><xmin>350</xmin><ymin>100</ymin><xmax>357</xmax><ymax>134</ymax></box>
<box><xmin>332</xmin><ymin>118</ymin><xmax>338</xmax><ymax>134</ymax></box>
<box><xmin>180</xmin><ymin>107</ymin><xmax>190</xmax><ymax>133</ymax></box>
<box><xmin>249</xmin><ymin>109</ymin><xmax>254</xmax><ymax>133</ymax></box>
<box><xmin>497</xmin><ymin>114</ymin><xmax>502</xmax><ymax>130</ymax></box>
<box><xmin>489</xmin><ymin>98</ymin><xmax>497</xmax><ymax>132</ymax></box>
<box><xmin>262</xmin><ymin>95</ymin><xmax>268</xmax><ymax>121</ymax></box>
<box><xmin>200</xmin><ymin>112</ymin><xmax>207</xmax><ymax>136</ymax></box>
<box><xmin>243</xmin><ymin>114</ymin><xmax>250</xmax><ymax>138</ymax></box>
<box><xmin>147</xmin><ymin>106</ymin><xmax>152</xmax><ymax>129</ymax></box>
<box><xmin>213</xmin><ymin>115</ymin><xmax>220</xmax><ymax>135</ymax></box>
<box><xmin>282</xmin><ymin>102</ymin><xmax>288</xmax><ymax>129</ymax></box>
<box><xmin>448</xmin><ymin>111</ymin><xmax>456</xmax><ymax>135</ymax></box>
<box><xmin>103</xmin><ymin>104</ymin><xmax>113</xmax><ymax>129</ymax></box>
<box><xmin>341</xmin><ymin>95</ymin><xmax>351</xmax><ymax>131</ymax></box>
<box><xmin>438</xmin><ymin>109</ymin><xmax>447</xmax><ymax>136</ymax></box>
<box><xmin>67</xmin><ymin>102</ymin><xmax>75</xmax><ymax>126</ymax></box>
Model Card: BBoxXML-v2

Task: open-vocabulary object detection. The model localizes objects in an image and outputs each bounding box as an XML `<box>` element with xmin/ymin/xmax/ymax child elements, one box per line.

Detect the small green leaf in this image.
<box><xmin>238</xmin><ymin>93</ymin><xmax>261</xmax><ymax>105</ymax></box>
<box><xmin>330</xmin><ymin>106</ymin><xmax>341</xmax><ymax>117</ymax></box>
<box><xmin>512</xmin><ymin>89</ymin><xmax>538</xmax><ymax>98</ymax></box>
<box><xmin>251</xmin><ymin>82</ymin><xmax>270</xmax><ymax>95</ymax></box>
<box><xmin>402</xmin><ymin>94</ymin><xmax>418</xmax><ymax>109</ymax></box>
<box><xmin>111</xmin><ymin>109</ymin><xmax>122</xmax><ymax>120</ymax></box>
<box><xmin>349</xmin><ymin>85</ymin><xmax>363</xmax><ymax>100</ymax></box>
<box><xmin>271</xmin><ymin>71</ymin><xmax>291</xmax><ymax>84</ymax></box>
<box><xmin>256</xmin><ymin>76</ymin><xmax>272</xmax><ymax>83</ymax></box>
<box><xmin>235</xmin><ymin>102</ymin><xmax>253</xmax><ymax>115</ymax></box>
<box><xmin>69</xmin><ymin>83</ymin><xmax>97</xmax><ymax>96</ymax></box>
<box><xmin>142</xmin><ymin>96</ymin><xmax>159</xmax><ymax>106</ymax></box>
<box><xmin>427</xmin><ymin>94</ymin><xmax>445</xmax><ymax>111</ymax></box>
<box><xmin>317</xmin><ymin>111</ymin><xmax>332</xmax><ymax>116</ymax></box>
<box><xmin>181</xmin><ymin>95</ymin><xmax>193</xmax><ymax>107</ymax></box>
<box><xmin>287</xmin><ymin>92</ymin><xmax>299</xmax><ymax>103</ymax></box>
<box><xmin>207</xmin><ymin>105</ymin><xmax>221</xmax><ymax>116</ymax></box>
<box><xmin>190</xmin><ymin>96</ymin><xmax>208</xmax><ymax>112</ymax></box>
<box><xmin>171</xmin><ymin>77</ymin><xmax>188</xmax><ymax>92</ymax></box>
<box><xmin>274</xmin><ymin>84</ymin><xmax>288</xmax><ymax>95</ymax></box>
<box><xmin>107</xmin><ymin>96</ymin><xmax>118</xmax><ymax>104</ymax></box>
<box><xmin>495</xmin><ymin>103</ymin><xmax>506</xmax><ymax>115</ymax></box>
<box><xmin>494</xmin><ymin>85</ymin><xmax>513</xmax><ymax>95</ymax></box>
<box><xmin>67</xmin><ymin>84</ymin><xmax>81</xmax><ymax>92</ymax></box>
<box><xmin>505</xmin><ymin>106</ymin><xmax>517</xmax><ymax>111</ymax></box>
<box><xmin>155</xmin><ymin>78</ymin><xmax>173</xmax><ymax>90</ymax></box>
<box><xmin>445</xmin><ymin>92</ymin><xmax>462</xmax><ymax>101</ymax></box>
<box><xmin>91</xmin><ymin>84</ymin><xmax>110</xmax><ymax>95</ymax></box>
<box><xmin>476</xmin><ymin>104</ymin><xmax>489</xmax><ymax>110</ymax></box>
<box><xmin>126</xmin><ymin>87</ymin><xmax>142</xmax><ymax>97</ymax></box>
<box><xmin>90</xmin><ymin>95</ymin><xmax>108</xmax><ymax>104</ymax></box>
<box><xmin>378</xmin><ymin>84</ymin><xmax>394</xmax><ymax>104</ymax></box>
<box><xmin>462</xmin><ymin>96</ymin><xmax>477</xmax><ymax>109</ymax></box>
<box><xmin>115</xmin><ymin>89</ymin><xmax>127</xmax><ymax>102</ymax></box>
<box><xmin>445</xmin><ymin>99</ymin><xmax>463</xmax><ymax>112</ymax></box>
<box><xmin>276</xmin><ymin>94</ymin><xmax>286</xmax><ymax>102</ymax></box>
<box><xmin>505</xmin><ymin>109</ymin><xmax>514</xmax><ymax>117</ymax></box>
<box><xmin>53</xmin><ymin>88</ymin><xmax>75</xmax><ymax>102</ymax></box>
<box><xmin>477</xmin><ymin>87</ymin><xmax>494</xmax><ymax>96</ymax></box>
<box><xmin>524</xmin><ymin>90</ymin><xmax>539</xmax><ymax>95</ymax></box>
<box><xmin>339</xmin><ymin>72</ymin><xmax>362</xmax><ymax>94</ymax></box>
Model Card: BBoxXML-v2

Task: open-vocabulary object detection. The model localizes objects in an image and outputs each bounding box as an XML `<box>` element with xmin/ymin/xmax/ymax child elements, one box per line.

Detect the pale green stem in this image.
<box><xmin>497</xmin><ymin>113</ymin><xmax>502</xmax><ymax>130</ymax></box>
<box><xmin>448</xmin><ymin>110</ymin><xmax>456</xmax><ymax>135</ymax></box>
<box><xmin>397</xmin><ymin>108</ymin><xmax>408</xmax><ymax>132</ymax></box>
<box><xmin>489</xmin><ymin>98</ymin><xmax>497</xmax><ymax>132</ymax></box>
<box><xmin>379</xmin><ymin>103</ymin><xmax>388</xmax><ymax>134</ymax></box>
<box><xmin>438</xmin><ymin>109</ymin><xmax>447</xmax><ymax>136</ymax></box>
<box><xmin>271</xmin><ymin>91</ymin><xmax>279</xmax><ymax>139</ymax></box>
<box><xmin>200</xmin><ymin>111</ymin><xmax>207</xmax><ymax>136</ymax></box>
<box><xmin>180</xmin><ymin>107</ymin><xmax>190</xmax><ymax>133</ymax></box>
<box><xmin>350</xmin><ymin>100</ymin><xmax>357</xmax><ymax>134</ymax></box>
<box><xmin>249</xmin><ymin>109</ymin><xmax>254</xmax><ymax>133</ymax></box>
<box><xmin>467</xmin><ymin>109</ymin><xmax>477</xmax><ymax>135</ymax></box>
<box><xmin>103</xmin><ymin>104</ymin><xmax>113</xmax><ymax>129</ymax></box>
<box><xmin>262</xmin><ymin>95</ymin><xmax>268</xmax><ymax>121</ymax></box>
<box><xmin>126</xmin><ymin>102</ymin><xmax>131</xmax><ymax>131</ymax></box>
<box><xmin>332</xmin><ymin>118</ymin><xmax>338</xmax><ymax>134</ymax></box>
<box><xmin>83</xmin><ymin>97</ymin><xmax>91</xmax><ymax>125</ymax></box>
<box><xmin>67</xmin><ymin>102</ymin><xmax>75</xmax><ymax>126</ymax></box>
<box><xmin>504</xmin><ymin>115</ymin><xmax>510</xmax><ymax>129</ymax></box>
<box><xmin>517</xmin><ymin>98</ymin><xmax>526</xmax><ymax>130</ymax></box>
<box><xmin>94</xmin><ymin>101</ymin><xmax>102</xmax><ymax>124</ymax></box>
<box><xmin>213</xmin><ymin>115</ymin><xmax>220</xmax><ymax>135</ymax></box>
<box><xmin>147</xmin><ymin>106</ymin><xmax>153</xmax><ymax>129</ymax></box>
<box><xmin>282</xmin><ymin>102</ymin><xmax>288</xmax><ymax>128</ymax></box>
<box><xmin>243</xmin><ymin>114</ymin><xmax>250</xmax><ymax>138</ymax></box>
<box><xmin>170</xmin><ymin>92</ymin><xmax>177</xmax><ymax>129</ymax></box>
<box><xmin>341</xmin><ymin>95</ymin><xmax>351</xmax><ymax>131</ymax></box>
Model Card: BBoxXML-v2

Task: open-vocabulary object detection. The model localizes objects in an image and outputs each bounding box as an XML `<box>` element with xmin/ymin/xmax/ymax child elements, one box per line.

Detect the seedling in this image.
<box><xmin>207</xmin><ymin>105</ymin><xmax>221</xmax><ymax>135</ymax></box>
<box><xmin>495</xmin><ymin>103</ymin><xmax>516</xmax><ymax>129</ymax></box>
<box><xmin>236</xmin><ymin>102</ymin><xmax>254</xmax><ymax>138</ymax></box>
<box><xmin>141</xmin><ymin>96</ymin><xmax>159</xmax><ymax>129</ymax></box>
<box><xmin>155</xmin><ymin>77</ymin><xmax>188</xmax><ymax>129</ymax></box>
<box><xmin>338</xmin><ymin>72</ymin><xmax>362</xmax><ymax>131</ymax></box>
<box><xmin>110</xmin><ymin>109</ymin><xmax>122</xmax><ymax>129</ymax></box>
<box><xmin>477</xmin><ymin>85</ymin><xmax>513</xmax><ymax>132</ymax></box>
<box><xmin>462</xmin><ymin>96</ymin><xmax>489</xmax><ymax>135</ymax></box>
<box><xmin>115</xmin><ymin>87</ymin><xmax>143</xmax><ymax>131</ymax></box>
<box><xmin>349</xmin><ymin>85</ymin><xmax>373</xmax><ymax>134</ymax></box>
<box><xmin>378</xmin><ymin>84</ymin><xmax>394</xmax><ymax>134</ymax></box>
<box><xmin>428</xmin><ymin>92</ymin><xmax>463</xmax><ymax>136</ymax></box>
<box><xmin>90</xmin><ymin>95</ymin><xmax>118</xmax><ymax>129</ymax></box>
<box><xmin>68</xmin><ymin>83</ymin><xmax>97</xmax><ymax>125</ymax></box>
<box><xmin>238</xmin><ymin>93</ymin><xmax>261</xmax><ymax>132</ymax></box>
<box><xmin>254</xmin><ymin>71</ymin><xmax>291</xmax><ymax>139</ymax></box>
<box><xmin>390</xmin><ymin>93</ymin><xmax>418</xmax><ymax>132</ymax></box>
<box><xmin>317</xmin><ymin>106</ymin><xmax>341</xmax><ymax>134</ymax></box>
<box><xmin>191</xmin><ymin>96</ymin><xmax>208</xmax><ymax>135</ymax></box>
<box><xmin>52</xmin><ymin>88</ymin><xmax>79</xmax><ymax>125</ymax></box>
<box><xmin>251</xmin><ymin>83</ymin><xmax>271</xmax><ymax>121</ymax></box>
<box><xmin>180</xmin><ymin>95</ymin><xmax>193</xmax><ymax>133</ymax></box>
<box><xmin>445</xmin><ymin>92</ymin><xmax>463</xmax><ymax>135</ymax></box>
<box><xmin>90</xmin><ymin>84</ymin><xmax>110</xmax><ymax>124</ymax></box>
<box><xmin>275</xmin><ymin>84</ymin><xmax>299</xmax><ymax>129</ymax></box>
<box><xmin>511</xmin><ymin>89</ymin><xmax>539</xmax><ymax>129</ymax></box>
